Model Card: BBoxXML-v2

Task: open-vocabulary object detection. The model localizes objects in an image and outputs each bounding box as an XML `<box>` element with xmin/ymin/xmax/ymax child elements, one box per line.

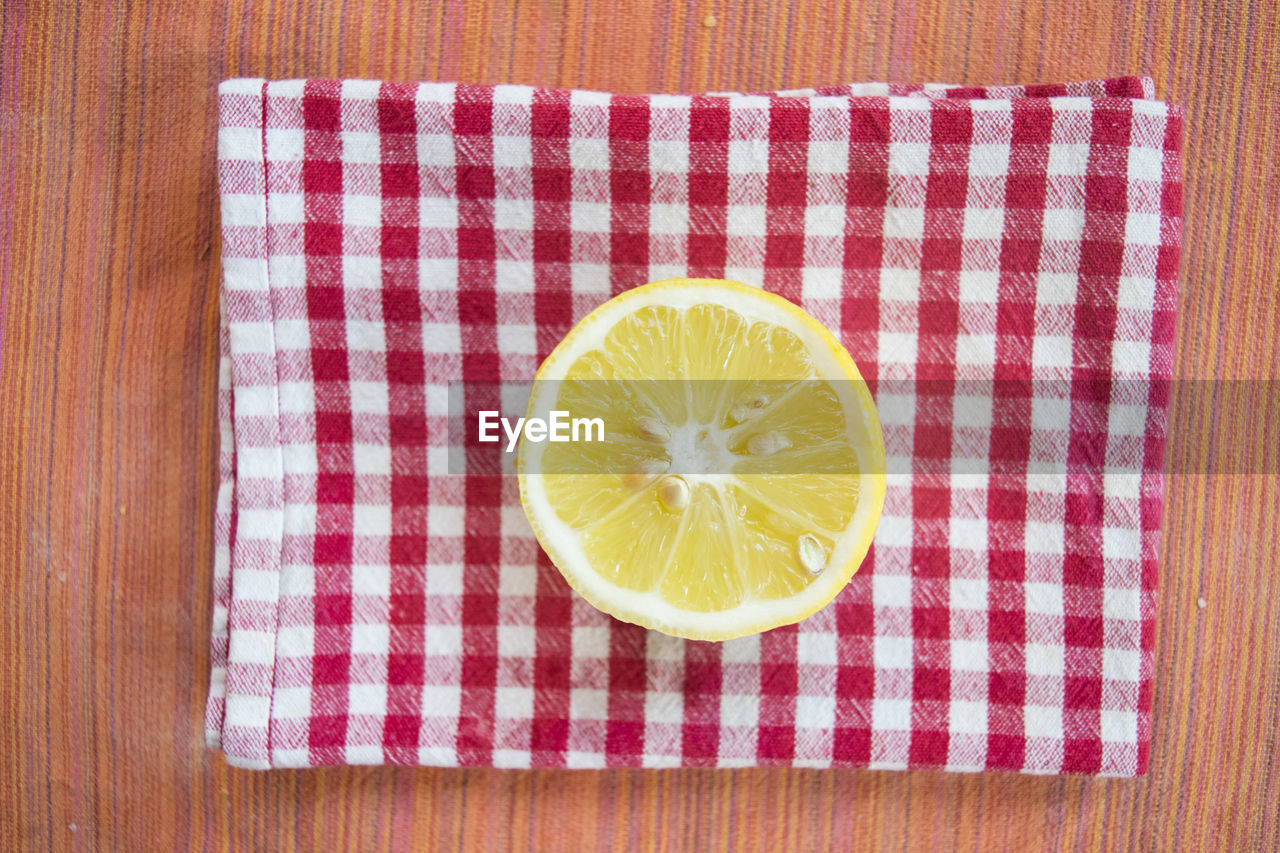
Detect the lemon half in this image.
<box><xmin>517</xmin><ymin>279</ymin><xmax>885</xmax><ymax>641</ymax></box>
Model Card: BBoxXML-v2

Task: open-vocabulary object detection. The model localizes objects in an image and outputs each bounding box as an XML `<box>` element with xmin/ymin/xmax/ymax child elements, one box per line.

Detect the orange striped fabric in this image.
<box><xmin>2</xmin><ymin>0</ymin><xmax>1278</xmax><ymax>849</ymax></box>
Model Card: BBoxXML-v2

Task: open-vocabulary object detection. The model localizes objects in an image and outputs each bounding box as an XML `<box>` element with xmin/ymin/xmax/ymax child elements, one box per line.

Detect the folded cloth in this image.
<box><xmin>207</xmin><ymin>76</ymin><xmax>1182</xmax><ymax>773</ymax></box>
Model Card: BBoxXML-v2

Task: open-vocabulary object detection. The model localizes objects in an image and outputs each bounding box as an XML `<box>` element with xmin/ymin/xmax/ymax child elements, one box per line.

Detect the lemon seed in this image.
<box><xmin>636</xmin><ymin>416</ymin><xmax>672</xmax><ymax>442</ymax></box>
<box><xmin>657</xmin><ymin>475</ymin><xmax>690</xmax><ymax>511</ymax></box>
<box><xmin>730</xmin><ymin>394</ymin><xmax>769</xmax><ymax>424</ymax></box>
<box><xmin>621</xmin><ymin>457</ymin><xmax>667</xmax><ymax>490</ymax></box>
<box><xmin>747</xmin><ymin>430</ymin><xmax>790</xmax><ymax>456</ymax></box>
<box><xmin>797</xmin><ymin>534</ymin><xmax>827</xmax><ymax>575</ymax></box>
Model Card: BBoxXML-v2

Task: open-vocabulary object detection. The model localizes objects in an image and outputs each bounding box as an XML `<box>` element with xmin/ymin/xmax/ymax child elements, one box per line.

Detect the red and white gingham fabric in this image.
<box><xmin>207</xmin><ymin>76</ymin><xmax>1181</xmax><ymax>773</ymax></box>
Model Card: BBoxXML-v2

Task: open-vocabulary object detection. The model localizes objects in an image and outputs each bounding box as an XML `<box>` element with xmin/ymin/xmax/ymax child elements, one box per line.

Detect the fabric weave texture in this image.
<box><xmin>208</xmin><ymin>76</ymin><xmax>1181</xmax><ymax>774</ymax></box>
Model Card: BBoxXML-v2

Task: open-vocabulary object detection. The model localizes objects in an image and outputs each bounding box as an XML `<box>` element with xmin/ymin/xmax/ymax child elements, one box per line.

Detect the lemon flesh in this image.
<box><xmin>518</xmin><ymin>279</ymin><xmax>885</xmax><ymax>641</ymax></box>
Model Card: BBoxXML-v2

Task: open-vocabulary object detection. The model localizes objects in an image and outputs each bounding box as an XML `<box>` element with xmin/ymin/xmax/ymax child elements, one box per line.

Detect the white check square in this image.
<box><xmin>874</xmin><ymin>636</ymin><xmax>913</xmax><ymax>669</ymax></box>
<box><xmin>872</xmin><ymin>699</ymin><xmax>912</xmax><ymax>730</ymax></box>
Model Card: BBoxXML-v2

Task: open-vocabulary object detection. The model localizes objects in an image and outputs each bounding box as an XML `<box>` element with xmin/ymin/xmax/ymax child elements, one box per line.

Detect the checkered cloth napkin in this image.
<box><xmin>207</xmin><ymin>76</ymin><xmax>1182</xmax><ymax>773</ymax></box>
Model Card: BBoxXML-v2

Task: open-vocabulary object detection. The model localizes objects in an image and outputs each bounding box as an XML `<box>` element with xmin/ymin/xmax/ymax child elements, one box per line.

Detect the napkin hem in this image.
<box><xmin>213</xmin><ymin>78</ymin><xmax>287</xmax><ymax>769</ymax></box>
